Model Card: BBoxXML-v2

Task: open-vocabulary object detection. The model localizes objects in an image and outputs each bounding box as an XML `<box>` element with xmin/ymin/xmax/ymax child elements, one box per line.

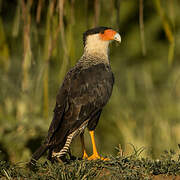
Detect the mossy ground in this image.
<box><xmin>1</xmin><ymin>149</ymin><xmax>180</xmax><ymax>180</ymax></box>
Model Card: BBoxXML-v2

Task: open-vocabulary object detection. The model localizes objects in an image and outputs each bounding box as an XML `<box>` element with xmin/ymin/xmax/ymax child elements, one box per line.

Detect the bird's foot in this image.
<box><xmin>88</xmin><ymin>153</ymin><xmax>109</xmax><ymax>161</ymax></box>
<box><xmin>82</xmin><ymin>151</ymin><xmax>89</xmax><ymax>159</ymax></box>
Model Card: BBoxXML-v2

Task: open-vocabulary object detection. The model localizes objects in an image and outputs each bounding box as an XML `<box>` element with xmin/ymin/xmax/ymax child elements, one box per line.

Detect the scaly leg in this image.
<box><xmin>80</xmin><ymin>133</ymin><xmax>88</xmax><ymax>159</ymax></box>
<box><xmin>88</xmin><ymin>131</ymin><xmax>108</xmax><ymax>160</ymax></box>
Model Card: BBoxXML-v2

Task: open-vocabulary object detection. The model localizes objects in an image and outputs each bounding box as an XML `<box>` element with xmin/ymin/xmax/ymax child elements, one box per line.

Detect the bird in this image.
<box><xmin>30</xmin><ymin>26</ymin><xmax>121</xmax><ymax>163</ymax></box>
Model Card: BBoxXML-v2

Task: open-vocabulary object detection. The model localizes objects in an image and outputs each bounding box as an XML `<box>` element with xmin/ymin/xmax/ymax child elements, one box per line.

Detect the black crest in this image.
<box><xmin>83</xmin><ymin>26</ymin><xmax>112</xmax><ymax>46</ymax></box>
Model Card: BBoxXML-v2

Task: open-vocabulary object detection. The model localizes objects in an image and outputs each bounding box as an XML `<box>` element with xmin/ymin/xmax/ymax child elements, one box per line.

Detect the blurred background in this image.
<box><xmin>0</xmin><ymin>0</ymin><xmax>180</xmax><ymax>163</ymax></box>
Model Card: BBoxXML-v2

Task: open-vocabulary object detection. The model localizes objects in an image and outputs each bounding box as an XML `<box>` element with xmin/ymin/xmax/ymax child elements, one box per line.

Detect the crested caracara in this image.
<box><xmin>30</xmin><ymin>27</ymin><xmax>121</xmax><ymax>163</ymax></box>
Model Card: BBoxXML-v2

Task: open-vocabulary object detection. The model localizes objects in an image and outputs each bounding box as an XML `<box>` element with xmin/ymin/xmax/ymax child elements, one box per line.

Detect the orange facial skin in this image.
<box><xmin>99</xmin><ymin>29</ymin><xmax>117</xmax><ymax>41</ymax></box>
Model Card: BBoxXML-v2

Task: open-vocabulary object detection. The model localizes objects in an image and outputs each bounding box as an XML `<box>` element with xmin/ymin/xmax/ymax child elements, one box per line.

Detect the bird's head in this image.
<box><xmin>83</xmin><ymin>27</ymin><xmax>121</xmax><ymax>59</ymax></box>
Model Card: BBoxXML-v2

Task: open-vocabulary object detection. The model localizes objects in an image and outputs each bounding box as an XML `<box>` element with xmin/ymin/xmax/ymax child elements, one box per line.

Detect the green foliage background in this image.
<box><xmin>0</xmin><ymin>0</ymin><xmax>180</xmax><ymax>163</ymax></box>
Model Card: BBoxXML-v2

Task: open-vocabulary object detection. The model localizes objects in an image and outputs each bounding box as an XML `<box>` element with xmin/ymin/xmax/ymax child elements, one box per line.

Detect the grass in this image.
<box><xmin>1</xmin><ymin>0</ymin><xmax>180</xmax><ymax>169</ymax></box>
<box><xmin>0</xmin><ymin>147</ymin><xmax>180</xmax><ymax>179</ymax></box>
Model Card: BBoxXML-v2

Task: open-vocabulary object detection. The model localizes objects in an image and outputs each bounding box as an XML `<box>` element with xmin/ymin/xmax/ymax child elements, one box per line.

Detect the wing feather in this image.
<box><xmin>46</xmin><ymin>75</ymin><xmax>70</xmax><ymax>144</ymax></box>
<box><xmin>46</xmin><ymin>63</ymin><xmax>114</xmax><ymax>146</ymax></box>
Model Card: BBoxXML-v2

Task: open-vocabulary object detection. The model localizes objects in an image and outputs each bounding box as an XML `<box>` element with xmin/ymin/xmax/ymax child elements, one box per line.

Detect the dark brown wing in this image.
<box><xmin>68</xmin><ymin>63</ymin><xmax>114</xmax><ymax>132</ymax></box>
<box><xmin>45</xmin><ymin>72</ymin><xmax>70</xmax><ymax>144</ymax></box>
<box><xmin>45</xmin><ymin>63</ymin><xmax>114</xmax><ymax>147</ymax></box>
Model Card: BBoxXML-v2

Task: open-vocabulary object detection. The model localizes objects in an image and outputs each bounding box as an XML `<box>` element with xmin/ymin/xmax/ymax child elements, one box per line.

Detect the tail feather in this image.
<box><xmin>30</xmin><ymin>144</ymin><xmax>48</xmax><ymax>162</ymax></box>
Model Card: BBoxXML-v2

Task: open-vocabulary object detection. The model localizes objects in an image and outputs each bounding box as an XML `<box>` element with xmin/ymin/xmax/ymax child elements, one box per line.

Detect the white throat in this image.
<box><xmin>84</xmin><ymin>34</ymin><xmax>110</xmax><ymax>60</ymax></box>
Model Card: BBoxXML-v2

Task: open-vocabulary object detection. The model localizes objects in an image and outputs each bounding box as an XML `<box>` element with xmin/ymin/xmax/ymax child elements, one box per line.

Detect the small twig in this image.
<box><xmin>154</xmin><ymin>0</ymin><xmax>174</xmax><ymax>64</ymax></box>
<box><xmin>36</xmin><ymin>0</ymin><xmax>43</xmax><ymax>23</ymax></box>
<box><xmin>58</xmin><ymin>0</ymin><xmax>68</xmax><ymax>58</ymax></box>
<box><xmin>3</xmin><ymin>169</ymin><xmax>11</xmax><ymax>180</ymax></box>
<box><xmin>94</xmin><ymin>0</ymin><xmax>100</xmax><ymax>26</ymax></box>
<box><xmin>58</xmin><ymin>0</ymin><xmax>69</xmax><ymax>81</ymax></box>
<box><xmin>21</xmin><ymin>0</ymin><xmax>32</xmax><ymax>91</ymax></box>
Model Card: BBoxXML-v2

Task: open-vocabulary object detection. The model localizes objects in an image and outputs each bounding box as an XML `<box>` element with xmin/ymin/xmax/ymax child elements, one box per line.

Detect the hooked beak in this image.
<box><xmin>114</xmin><ymin>33</ymin><xmax>121</xmax><ymax>43</ymax></box>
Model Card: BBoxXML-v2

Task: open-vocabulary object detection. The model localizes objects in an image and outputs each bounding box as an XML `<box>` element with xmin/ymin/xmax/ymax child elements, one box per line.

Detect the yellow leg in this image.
<box><xmin>88</xmin><ymin>131</ymin><xmax>108</xmax><ymax>160</ymax></box>
<box><xmin>80</xmin><ymin>133</ymin><xmax>88</xmax><ymax>159</ymax></box>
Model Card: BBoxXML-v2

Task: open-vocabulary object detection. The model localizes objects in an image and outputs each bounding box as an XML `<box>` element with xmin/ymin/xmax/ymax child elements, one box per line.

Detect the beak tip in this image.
<box><xmin>114</xmin><ymin>33</ymin><xmax>121</xmax><ymax>43</ymax></box>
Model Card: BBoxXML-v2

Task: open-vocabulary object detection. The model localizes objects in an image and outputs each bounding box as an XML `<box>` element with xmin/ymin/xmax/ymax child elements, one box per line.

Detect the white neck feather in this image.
<box><xmin>83</xmin><ymin>34</ymin><xmax>110</xmax><ymax>61</ymax></box>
